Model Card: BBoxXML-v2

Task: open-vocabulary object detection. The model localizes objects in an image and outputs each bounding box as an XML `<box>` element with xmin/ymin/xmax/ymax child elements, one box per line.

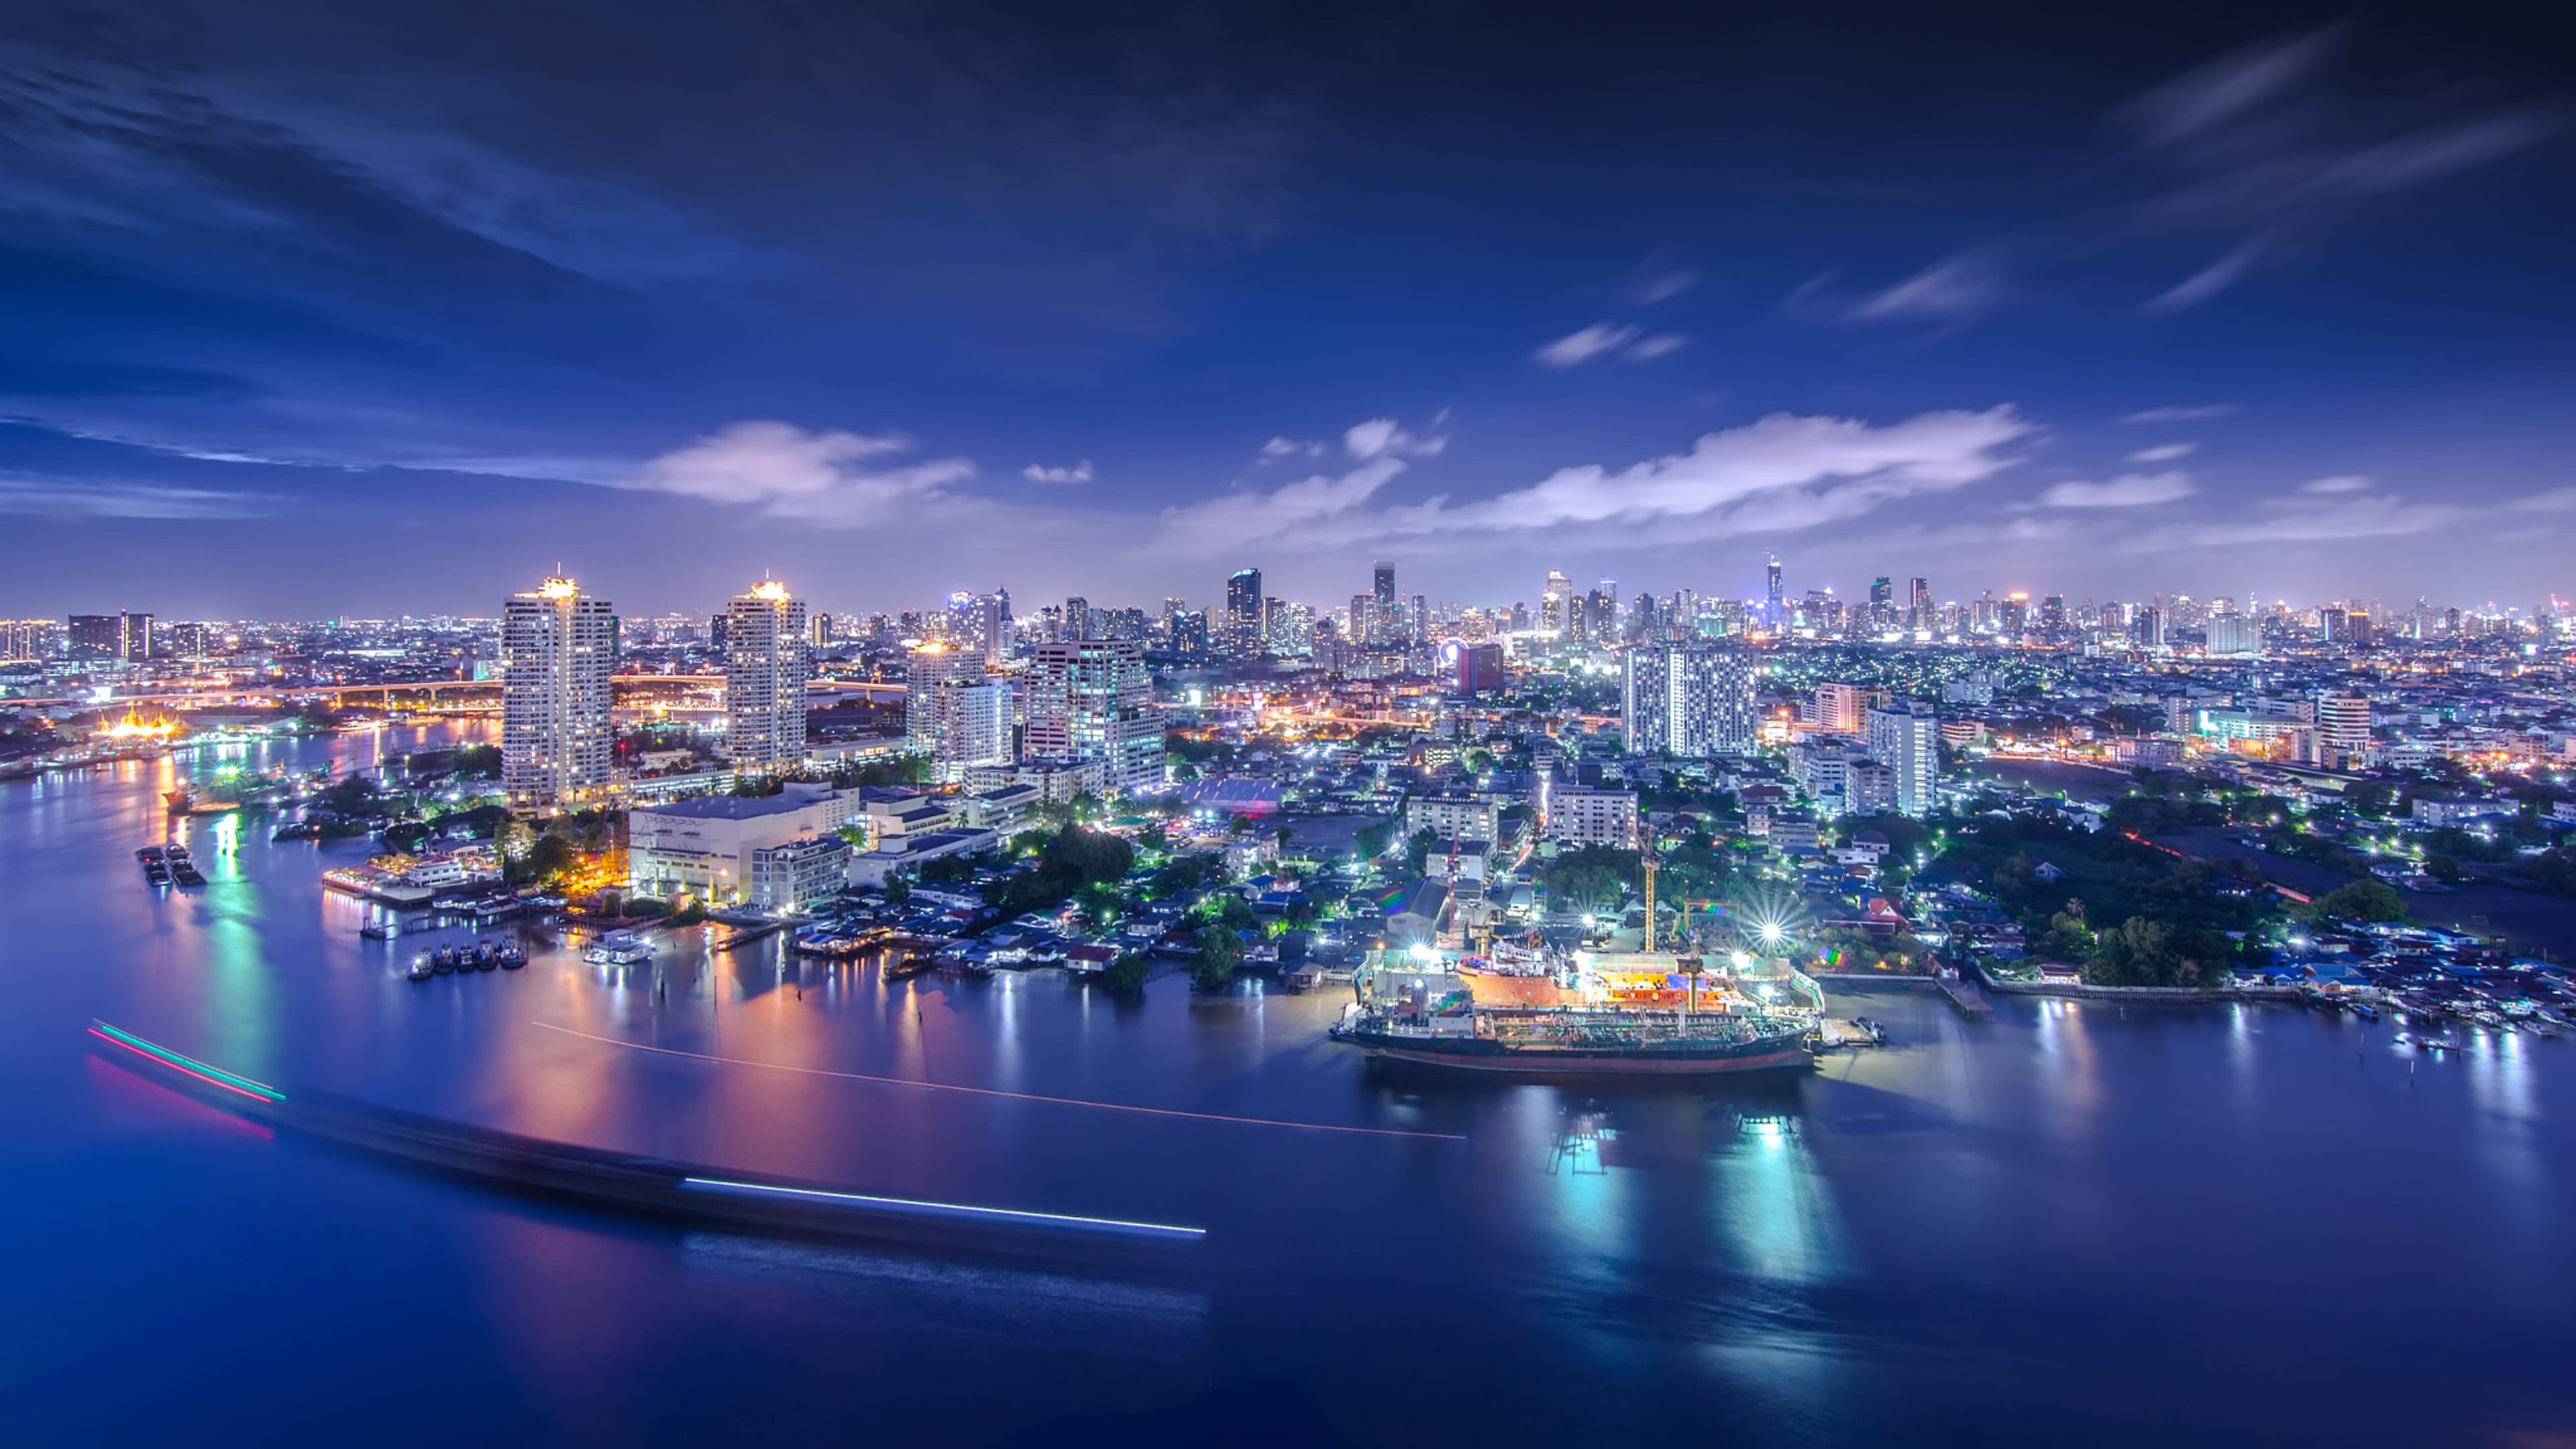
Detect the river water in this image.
<box><xmin>2</xmin><ymin>724</ymin><xmax>2569</xmax><ymax>1446</ymax></box>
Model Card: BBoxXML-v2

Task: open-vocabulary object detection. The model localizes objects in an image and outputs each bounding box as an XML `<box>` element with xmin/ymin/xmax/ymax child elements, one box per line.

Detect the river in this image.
<box><xmin>1</xmin><ymin>723</ymin><xmax>2569</xmax><ymax>1446</ymax></box>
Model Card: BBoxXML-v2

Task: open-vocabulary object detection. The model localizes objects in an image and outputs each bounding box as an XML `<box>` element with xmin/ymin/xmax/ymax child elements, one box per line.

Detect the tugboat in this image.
<box><xmin>408</xmin><ymin>954</ymin><xmax>436</xmax><ymax>982</ymax></box>
<box><xmin>496</xmin><ymin>941</ymin><xmax>528</xmax><ymax>969</ymax></box>
<box><xmin>474</xmin><ymin>942</ymin><xmax>500</xmax><ymax>971</ymax></box>
<box><xmin>433</xmin><ymin>946</ymin><xmax>460</xmax><ymax>975</ymax></box>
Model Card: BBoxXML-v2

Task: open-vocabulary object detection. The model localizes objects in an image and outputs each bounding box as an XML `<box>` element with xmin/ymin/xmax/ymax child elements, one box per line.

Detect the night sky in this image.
<box><xmin>1</xmin><ymin>1</ymin><xmax>2570</xmax><ymax>618</ymax></box>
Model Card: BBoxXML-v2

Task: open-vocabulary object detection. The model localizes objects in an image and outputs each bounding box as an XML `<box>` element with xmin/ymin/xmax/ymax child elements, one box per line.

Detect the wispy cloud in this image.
<box><xmin>2127</xmin><ymin>443</ymin><xmax>2197</xmax><ymax>463</ymax></box>
<box><xmin>1021</xmin><ymin>460</ymin><xmax>1093</xmax><ymax>484</ymax></box>
<box><xmin>1343</xmin><ymin>416</ymin><xmax>1448</xmax><ymax>460</ymax></box>
<box><xmin>1634</xmin><ymin>268</ymin><xmax>1698</xmax><ymax>304</ymax></box>
<box><xmin>1533</xmin><ymin>323</ymin><xmax>1642</xmax><ymax>368</ymax></box>
<box><xmin>0</xmin><ymin>476</ymin><xmax>276</xmax><ymax>519</ymax></box>
<box><xmin>2300</xmin><ymin>474</ymin><xmax>2372</xmax><ymax>494</ymax></box>
<box><xmin>1625</xmin><ymin>333</ymin><xmax>1687</xmax><ymax>361</ymax></box>
<box><xmin>1840</xmin><ymin>252</ymin><xmax>2010</xmax><ymax>323</ymax></box>
<box><xmin>2118</xmin><ymin>28</ymin><xmax>2341</xmax><ymax>151</ymax></box>
<box><xmin>622</xmin><ymin>421</ymin><xmax>973</xmax><ymax>525</ymax></box>
<box><xmin>1258</xmin><ymin>437</ymin><xmax>1322</xmax><ymax>462</ymax></box>
<box><xmin>2145</xmin><ymin>237</ymin><xmax>2268</xmax><ymax>313</ymax></box>
<box><xmin>1155</xmin><ymin>405</ymin><xmax>2033</xmax><ymax>554</ymax></box>
<box><xmin>2123</xmin><ymin>491</ymin><xmax>2454</xmax><ymax>550</ymax></box>
<box><xmin>2123</xmin><ymin>403</ymin><xmax>2238</xmax><ymax>424</ymax></box>
<box><xmin>2039</xmin><ymin>471</ymin><xmax>2196</xmax><ymax>508</ymax></box>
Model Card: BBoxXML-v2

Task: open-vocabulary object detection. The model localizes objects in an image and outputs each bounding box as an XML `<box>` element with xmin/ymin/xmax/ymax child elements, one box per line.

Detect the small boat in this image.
<box><xmin>584</xmin><ymin>930</ymin><xmax>654</xmax><ymax>967</ymax></box>
<box><xmin>407</xmin><ymin>955</ymin><xmax>435</xmax><ymax>982</ymax></box>
<box><xmin>1854</xmin><ymin>1015</ymin><xmax>1888</xmax><ymax>1044</ymax></box>
<box><xmin>360</xmin><ymin>921</ymin><xmax>398</xmax><ymax>940</ymax></box>
<box><xmin>2349</xmin><ymin>1003</ymin><xmax>2380</xmax><ymax>1022</ymax></box>
<box><xmin>433</xmin><ymin>947</ymin><xmax>459</xmax><ymax>975</ymax></box>
<box><xmin>474</xmin><ymin>943</ymin><xmax>499</xmax><ymax>971</ymax></box>
<box><xmin>497</xmin><ymin>942</ymin><xmax>527</xmax><ymax>969</ymax></box>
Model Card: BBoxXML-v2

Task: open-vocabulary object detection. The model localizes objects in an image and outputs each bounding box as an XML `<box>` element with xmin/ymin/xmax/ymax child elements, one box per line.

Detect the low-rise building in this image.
<box><xmin>1544</xmin><ymin>786</ymin><xmax>1638</xmax><ymax>849</ymax></box>
<box><xmin>963</xmin><ymin>757</ymin><xmax>1110</xmax><ymax>804</ymax></box>
<box><xmin>1406</xmin><ymin>794</ymin><xmax>1497</xmax><ymax>843</ymax></box>
<box><xmin>748</xmin><ymin>835</ymin><xmax>851</xmax><ymax>914</ymax></box>
<box><xmin>627</xmin><ymin>783</ymin><xmax>855</xmax><ymax>906</ymax></box>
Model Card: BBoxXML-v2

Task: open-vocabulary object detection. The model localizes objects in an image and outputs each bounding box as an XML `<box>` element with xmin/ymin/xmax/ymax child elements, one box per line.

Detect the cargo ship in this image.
<box><xmin>1328</xmin><ymin>945</ymin><xmax>1824</xmax><ymax>1078</ymax></box>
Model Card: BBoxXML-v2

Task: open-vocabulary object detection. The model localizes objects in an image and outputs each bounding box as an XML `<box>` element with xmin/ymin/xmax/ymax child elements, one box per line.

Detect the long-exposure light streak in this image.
<box><xmin>89</xmin><ymin>1022</ymin><xmax>284</xmax><ymax>1103</ymax></box>
<box><xmin>679</xmin><ymin>1177</ymin><xmax>1205</xmax><ymax>1242</ymax></box>
<box><xmin>531</xmin><ymin>1020</ymin><xmax>1461</xmax><ymax>1142</ymax></box>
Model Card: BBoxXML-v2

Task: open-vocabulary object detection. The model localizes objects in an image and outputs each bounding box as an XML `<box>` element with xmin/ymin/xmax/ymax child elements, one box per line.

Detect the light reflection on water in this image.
<box><xmin>5</xmin><ymin>722</ymin><xmax>2575</xmax><ymax>1444</ymax></box>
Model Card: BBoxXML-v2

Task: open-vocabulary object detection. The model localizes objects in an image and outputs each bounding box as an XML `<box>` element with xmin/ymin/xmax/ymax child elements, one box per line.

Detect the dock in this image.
<box><xmin>1935</xmin><ymin>973</ymin><xmax>1995</xmax><ymax>1022</ymax></box>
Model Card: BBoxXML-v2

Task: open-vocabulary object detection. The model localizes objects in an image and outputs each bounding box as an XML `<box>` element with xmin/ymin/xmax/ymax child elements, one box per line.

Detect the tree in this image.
<box><xmin>1104</xmin><ymin>951</ymin><xmax>1150</xmax><ymax>995</ymax></box>
<box><xmin>1353</xmin><ymin>820</ymin><xmax>1394</xmax><ymax>861</ymax></box>
<box><xmin>2318</xmin><ymin>878</ymin><xmax>2407</xmax><ymax>923</ymax></box>
<box><xmin>1192</xmin><ymin>924</ymin><xmax>1242</xmax><ymax>991</ymax></box>
<box><xmin>1404</xmin><ymin>827</ymin><xmax>1438</xmax><ymax>875</ymax></box>
<box><xmin>527</xmin><ymin>834</ymin><xmax>577</xmax><ymax>881</ymax></box>
<box><xmin>883</xmin><ymin>873</ymin><xmax>911</xmax><ymax>906</ymax></box>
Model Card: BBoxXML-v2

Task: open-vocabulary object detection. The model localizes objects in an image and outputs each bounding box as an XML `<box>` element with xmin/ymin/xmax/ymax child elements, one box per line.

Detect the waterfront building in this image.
<box><xmin>502</xmin><ymin>576</ymin><xmax>616</xmax><ymax>808</ymax></box>
<box><xmin>723</xmin><ymin>579</ymin><xmax>809</xmax><ymax>773</ymax></box>
<box><xmin>747</xmin><ymin>834</ymin><xmax>853</xmax><ymax>914</ymax></box>
<box><xmin>906</xmin><ymin>643</ymin><xmax>1011</xmax><ymax>783</ymax></box>
<box><xmin>1866</xmin><ymin>703</ymin><xmax>1940</xmax><ymax>817</ymax></box>
<box><xmin>627</xmin><ymin>782</ymin><xmax>855</xmax><ymax>906</ymax></box>
<box><xmin>1025</xmin><ymin>637</ymin><xmax>1163</xmax><ymax>795</ymax></box>
<box><xmin>1621</xmin><ymin>643</ymin><xmax>1756</xmax><ymax>757</ymax></box>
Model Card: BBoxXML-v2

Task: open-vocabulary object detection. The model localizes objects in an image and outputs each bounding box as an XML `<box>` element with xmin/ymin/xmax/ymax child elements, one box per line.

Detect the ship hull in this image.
<box><xmin>1336</xmin><ymin>1031</ymin><xmax>1814</xmax><ymax>1077</ymax></box>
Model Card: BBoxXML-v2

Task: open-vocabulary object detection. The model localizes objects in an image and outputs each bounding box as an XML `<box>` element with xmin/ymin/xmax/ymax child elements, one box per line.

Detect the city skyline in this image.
<box><xmin>0</xmin><ymin>5</ymin><xmax>2571</xmax><ymax>613</ymax></box>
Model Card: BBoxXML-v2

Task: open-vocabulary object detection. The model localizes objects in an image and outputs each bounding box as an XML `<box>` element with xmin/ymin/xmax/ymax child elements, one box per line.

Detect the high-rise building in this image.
<box><xmin>2316</xmin><ymin>695</ymin><xmax>2371</xmax><ymax>758</ymax></box>
<box><xmin>1171</xmin><ymin>608</ymin><xmax>1208</xmax><ymax>655</ymax></box>
<box><xmin>906</xmin><ymin>643</ymin><xmax>1010</xmax><ymax>782</ymax></box>
<box><xmin>2040</xmin><ymin>594</ymin><xmax>2068</xmax><ymax>637</ymax></box>
<box><xmin>66</xmin><ymin>614</ymin><xmax>120</xmax><ymax>659</ymax></box>
<box><xmin>1909</xmin><ymin>578</ymin><xmax>1932</xmax><ymax>629</ymax></box>
<box><xmin>502</xmin><ymin>576</ymin><xmax>618</xmax><ymax>808</ymax></box>
<box><xmin>117</xmin><ymin>610</ymin><xmax>156</xmax><ymax>661</ymax></box>
<box><xmin>724</xmin><ymin>579</ymin><xmax>810</xmax><ymax>772</ymax></box>
<box><xmin>1541</xmin><ymin>570</ymin><xmax>1572</xmax><ymax>634</ymax></box>
<box><xmin>1226</xmin><ymin>568</ymin><xmax>1263</xmax><ymax>648</ymax></box>
<box><xmin>2131</xmin><ymin>606</ymin><xmax>2165</xmax><ymax>647</ymax></box>
<box><xmin>807</xmin><ymin>612</ymin><xmax>834</xmax><ymax>650</ymax></box>
<box><xmin>1621</xmin><ymin>643</ymin><xmax>1756</xmax><ymax>757</ymax></box>
<box><xmin>1765</xmin><ymin>555</ymin><xmax>1784</xmax><ymax>621</ymax></box>
<box><xmin>1584</xmin><ymin>580</ymin><xmax>1619</xmax><ymax>646</ymax></box>
<box><xmin>1411</xmin><ymin>592</ymin><xmax>1430</xmax><ymax>645</ymax></box>
<box><xmin>2208</xmin><ymin>615</ymin><xmax>2261</xmax><ymax>656</ymax></box>
<box><xmin>1373</xmin><ymin>562</ymin><xmax>1396</xmax><ymax>615</ymax></box>
<box><xmin>1026</xmin><ymin>639</ymin><xmax>1163</xmax><ymax>795</ymax></box>
<box><xmin>164</xmin><ymin>621</ymin><xmax>212</xmax><ymax>658</ymax></box>
<box><xmin>1</xmin><ymin>619</ymin><xmax>59</xmax><ymax>661</ymax></box>
<box><xmin>1813</xmin><ymin>682</ymin><xmax>1866</xmax><ymax>735</ymax></box>
<box><xmin>1866</xmin><ymin>703</ymin><xmax>1939</xmax><ymax>816</ymax></box>
<box><xmin>1455</xmin><ymin>641</ymin><xmax>1505</xmax><ymax>696</ymax></box>
<box><xmin>1998</xmin><ymin>592</ymin><xmax>2029</xmax><ymax>637</ymax></box>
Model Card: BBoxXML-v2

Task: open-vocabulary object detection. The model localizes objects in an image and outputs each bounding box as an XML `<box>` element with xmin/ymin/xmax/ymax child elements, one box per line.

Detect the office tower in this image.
<box><xmin>1411</xmin><ymin>592</ymin><xmax>1429</xmax><ymax>645</ymax></box>
<box><xmin>2040</xmin><ymin>594</ymin><xmax>2067</xmax><ymax>638</ymax></box>
<box><xmin>1765</xmin><ymin>554</ymin><xmax>1784</xmax><ymax>621</ymax></box>
<box><xmin>115</xmin><ymin>610</ymin><xmax>156</xmax><ymax>662</ymax></box>
<box><xmin>2208</xmin><ymin>615</ymin><xmax>2260</xmax><ymax>655</ymax></box>
<box><xmin>1</xmin><ymin>619</ymin><xmax>58</xmax><ymax>661</ymax></box>
<box><xmin>724</xmin><ymin>579</ymin><xmax>810</xmax><ymax>772</ymax></box>
<box><xmin>1026</xmin><ymin>639</ymin><xmax>1163</xmax><ymax>794</ymax></box>
<box><xmin>1373</xmin><ymin>561</ymin><xmax>1396</xmax><ymax>617</ymax></box>
<box><xmin>1508</xmin><ymin>602</ymin><xmax>1531</xmax><ymax>633</ymax></box>
<box><xmin>1998</xmin><ymin>592</ymin><xmax>2030</xmax><ymax>636</ymax></box>
<box><xmin>502</xmin><ymin>575</ymin><xmax>617</xmax><ymax>808</ymax></box>
<box><xmin>1161</xmin><ymin>596</ymin><xmax>1185</xmax><ymax>642</ymax></box>
<box><xmin>1059</xmin><ymin>594</ymin><xmax>1090</xmax><ymax>642</ymax></box>
<box><xmin>66</xmin><ymin>614</ymin><xmax>119</xmax><ymax>659</ymax></box>
<box><xmin>2318</xmin><ymin>606</ymin><xmax>2347</xmax><ymax>643</ymax></box>
<box><xmin>1866</xmin><ymin>703</ymin><xmax>1940</xmax><ymax>817</ymax></box>
<box><xmin>1350</xmin><ymin>593</ymin><xmax>1376</xmax><ymax>643</ymax></box>
<box><xmin>1226</xmin><ymin>568</ymin><xmax>1263</xmax><ymax>647</ymax></box>
<box><xmin>1814</xmin><ymin>682</ymin><xmax>1865</xmax><ymax>735</ymax></box>
<box><xmin>1455</xmin><ymin>642</ymin><xmax>1505</xmax><ymax>696</ymax></box>
<box><xmin>2131</xmin><ymin>607</ymin><xmax>2165</xmax><ymax>647</ymax></box>
<box><xmin>1620</xmin><ymin>643</ymin><xmax>1756</xmax><ymax>757</ymax></box>
<box><xmin>1972</xmin><ymin>591</ymin><xmax>1997</xmax><ymax>631</ymax></box>
<box><xmin>2316</xmin><ymin>695</ymin><xmax>2371</xmax><ymax>757</ymax></box>
<box><xmin>164</xmin><ymin>621</ymin><xmax>211</xmax><ymax>657</ymax></box>
<box><xmin>1541</xmin><ymin>570</ymin><xmax>1572</xmax><ymax>634</ymax></box>
<box><xmin>807</xmin><ymin>612</ymin><xmax>833</xmax><ymax>650</ymax></box>
<box><xmin>1909</xmin><ymin>578</ymin><xmax>1931</xmax><ymax>629</ymax></box>
<box><xmin>1173</xmin><ymin>608</ymin><xmax>1207</xmax><ymax>655</ymax></box>
<box><xmin>1585</xmin><ymin>580</ymin><xmax>1619</xmax><ymax>645</ymax></box>
<box><xmin>906</xmin><ymin>643</ymin><xmax>1010</xmax><ymax>782</ymax></box>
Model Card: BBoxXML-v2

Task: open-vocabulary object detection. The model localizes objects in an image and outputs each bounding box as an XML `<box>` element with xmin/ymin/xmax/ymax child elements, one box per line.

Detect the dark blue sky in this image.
<box><xmin>1</xmin><ymin>1</ymin><xmax>2570</xmax><ymax>619</ymax></box>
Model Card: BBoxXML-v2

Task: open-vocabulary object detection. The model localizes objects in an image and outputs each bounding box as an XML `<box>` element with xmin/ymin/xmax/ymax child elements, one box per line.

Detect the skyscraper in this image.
<box><xmin>724</xmin><ymin>578</ymin><xmax>810</xmax><ymax>772</ymax></box>
<box><xmin>1226</xmin><ymin>568</ymin><xmax>1263</xmax><ymax>649</ymax></box>
<box><xmin>2316</xmin><ymin>695</ymin><xmax>2371</xmax><ymax>758</ymax></box>
<box><xmin>1866</xmin><ymin>703</ymin><xmax>1939</xmax><ymax>816</ymax></box>
<box><xmin>1373</xmin><ymin>561</ymin><xmax>1395</xmax><ymax>614</ymax></box>
<box><xmin>906</xmin><ymin>643</ymin><xmax>1010</xmax><ymax>782</ymax></box>
<box><xmin>1765</xmin><ymin>554</ymin><xmax>1784</xmax><ymax>622</ymax></box>
<box><xmin>1621</xmin><ymin>643</ymin><xmax>1756</xmax><ymax>757</ymax></box>
<box><xmin>502</xmin><ymin>576</ymin><xmax>617</xmax><ymax>808</ymax></box>
<box><xmin>1541</xmin><ymin>570</ymin><xmax>1572</xmax><ymax>634</ymax></box>
<box><xmin>1909</xmin><ymin>578</ymin><xmax>1932</xmax><ymax>629</ymax></box>
<box><xmin>1814</xmin><ymin>682</ymin><xmax>1865</xmax><ymax>735</ymax></box>
<box><xmin>1026</xmin><ymin>639</ymin><xmax>1163</xmax><ymax>795</ymax></box>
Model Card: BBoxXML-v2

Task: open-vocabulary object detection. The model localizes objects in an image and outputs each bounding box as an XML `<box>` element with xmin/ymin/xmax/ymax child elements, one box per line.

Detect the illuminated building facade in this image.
<box><xmin>1026</xmin><ymin>638</ymin><xmax>1163</xmax><ymax>794</ymax></box>
<box><xmin>724</xmin><ymin>579</ymin><xmax>810</xmax><ymax>772</ymax></box>
<box><xmin>1621</xmin><ymin>643</ymin><xmax>1756</xmax><ymax>757</ymax></box>
<box><xmin>502</xmin><ymin>576</ymin><xmax>616</xmax><ymax>808</ymax></box>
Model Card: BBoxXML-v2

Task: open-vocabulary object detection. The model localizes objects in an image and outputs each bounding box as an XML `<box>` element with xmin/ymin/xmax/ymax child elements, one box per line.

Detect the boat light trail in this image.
<box><xmin>532</xmin><ymin>1021</ymin><xmax>1462</xmax><ymax>1142</ymax></box>
<box><xmin>89</xmin><ymin>1022</ymin><xmax>284</xmax><ymax>1103</ymax></box>
<box><xmin>680</xmin><ymin>1177</ymin><xmax>1205</xmax><ymax>1242</ymax></box>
